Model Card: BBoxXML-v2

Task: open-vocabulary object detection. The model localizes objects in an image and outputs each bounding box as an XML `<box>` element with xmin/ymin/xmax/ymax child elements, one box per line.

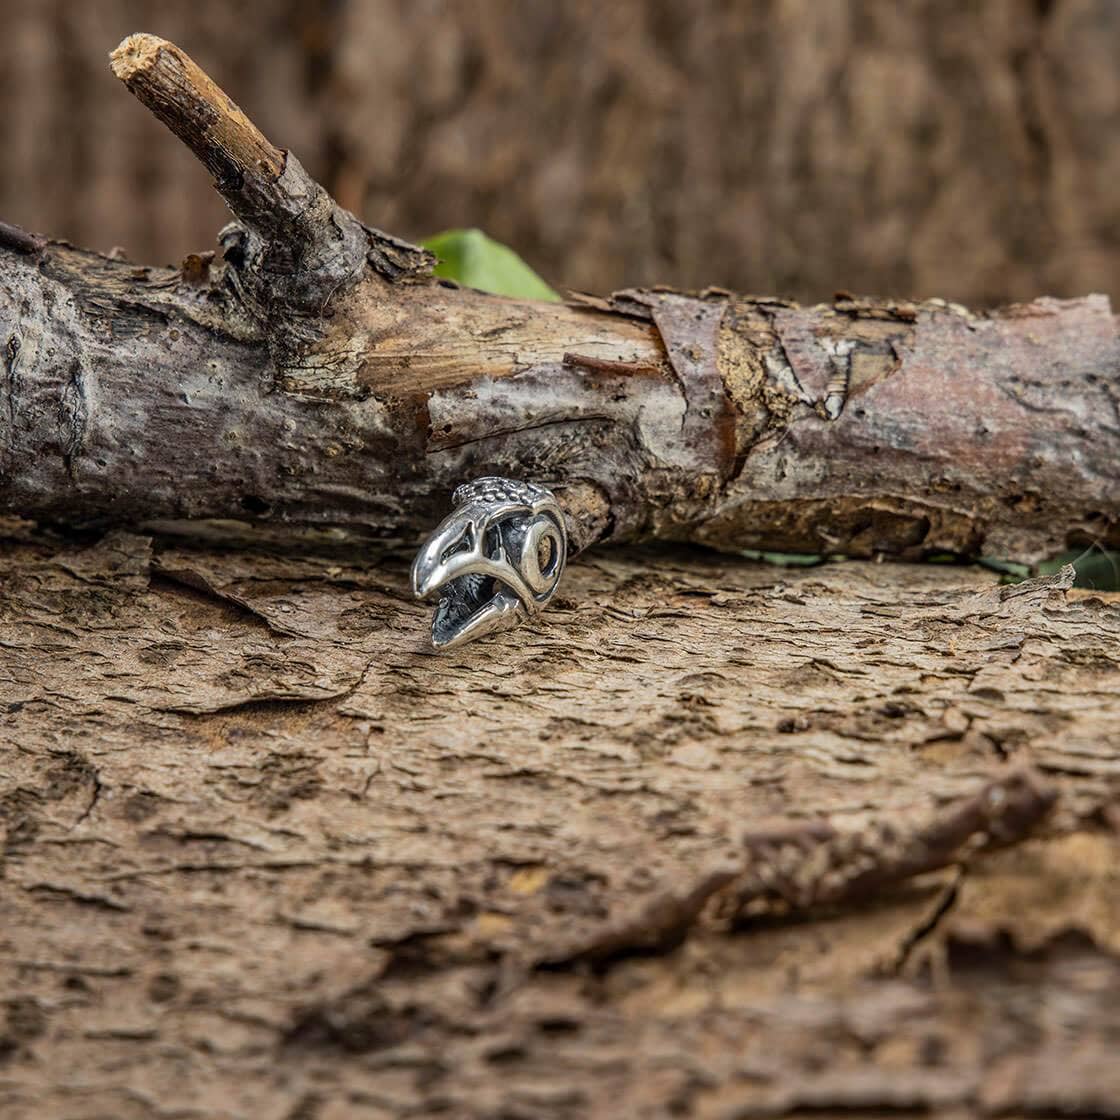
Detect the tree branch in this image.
<box><xmin>0</xmin><ymin>33</ymin><xmax>1116</xmax><ymax>561</ymax></box>
<box><xmin>109</xmin><ymin>34</ymin><xmax>286</xmax><ymax>208</ymax></box>
<box><xmin>109</xmin><ymin>34</ymin><xmax>432</xmax><ymax>341</ymax></box>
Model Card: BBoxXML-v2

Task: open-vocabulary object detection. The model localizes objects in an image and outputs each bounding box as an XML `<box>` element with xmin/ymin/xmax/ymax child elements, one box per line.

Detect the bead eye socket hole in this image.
<box><xmin>537</xmin><ymin>535</ymin><xmax>555</xmax><ymax>573</ymax></box>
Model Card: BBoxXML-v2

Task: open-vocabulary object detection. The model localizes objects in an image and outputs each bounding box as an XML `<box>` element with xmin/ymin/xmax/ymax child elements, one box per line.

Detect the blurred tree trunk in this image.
<box><xmin>2</xmin><ymin>0</ymin><xmax>1119</xmax><ymax>305</ymax></box>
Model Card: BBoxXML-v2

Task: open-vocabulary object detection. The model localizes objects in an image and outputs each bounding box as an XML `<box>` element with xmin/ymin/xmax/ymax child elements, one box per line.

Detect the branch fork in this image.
<box><xmin>110</xmin><ymin>34</ymin><xmax>431</xmax><ymax>359</ymax></box>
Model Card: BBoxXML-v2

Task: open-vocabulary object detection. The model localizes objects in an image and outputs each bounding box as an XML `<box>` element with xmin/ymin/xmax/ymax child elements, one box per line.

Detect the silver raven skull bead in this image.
<box><xmin>411</xmin><ymin>477</ymin><xmax>568</xmax><ymax>650</ymax></box>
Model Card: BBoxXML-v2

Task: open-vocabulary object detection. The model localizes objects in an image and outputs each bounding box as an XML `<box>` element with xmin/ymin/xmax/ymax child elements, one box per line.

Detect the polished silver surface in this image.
<box><xmin>412</xmin><ymin>477</ymin><xmax>567</xmax><ymax>650</ymax></box>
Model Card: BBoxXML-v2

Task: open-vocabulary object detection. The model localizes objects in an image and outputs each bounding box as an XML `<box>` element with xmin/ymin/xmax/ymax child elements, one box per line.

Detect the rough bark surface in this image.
<box><xmin>1</xmin><ymin>528</ymin><xmax>1119</xmax><ymax>1118</ymax></box>
<box><xmin>4</xmin><ymin>0</ymin><xmax>1120</xmax><ymax>308</ymax></box>
<box><xmin>3</xmin><ymin>241</ymin><xmax>1118</xmax><ymax>563</ymax></box>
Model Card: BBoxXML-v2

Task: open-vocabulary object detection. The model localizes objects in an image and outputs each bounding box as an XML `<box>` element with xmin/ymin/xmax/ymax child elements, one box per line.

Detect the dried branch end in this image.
<box><xmin>109</xmin><ymin>32</ymin><xmax>431</xmax><ymax>334</ymax></box>
<box><xmin>108</xmin><ymin>31</ymin><xmax>161</xmax><ymax>80</ymax></box>
<box><xmin>0</xmin><ymin>219</ymin><xmax>46</xmax><ymax>256</ymax></box>
<box><xmin>110</xmin><ymin>34</ymin><xmax>284</xmax><ymax>189</ymax></box>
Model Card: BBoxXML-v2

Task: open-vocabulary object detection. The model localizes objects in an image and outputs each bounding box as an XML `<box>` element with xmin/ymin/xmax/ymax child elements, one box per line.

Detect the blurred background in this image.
<box><xmin>2</xmin><ymin>0</ymin><xmax>1118</xmax><ymax>306</ymax></box>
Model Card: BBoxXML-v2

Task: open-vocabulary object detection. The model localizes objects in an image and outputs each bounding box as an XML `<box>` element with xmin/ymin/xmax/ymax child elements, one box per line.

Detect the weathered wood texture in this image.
<box><xmin>1</xmin><ymin>34</ymin><xmax>1115</xmax><ymax>566</ymax></box>
<box><xmin>1</xmin><ymin>529</ymin><xmax>1118</xmax><ymax>1118</ymax></box>
<box><xmin>4</xmin><ymin>0</ymin><xmax>1120</xmax><ymax>307</ymax></box>
<box><xmin>5</xmin><ymin>234</ymin><xmax>1118</xmax><ymax>562</ymax></box>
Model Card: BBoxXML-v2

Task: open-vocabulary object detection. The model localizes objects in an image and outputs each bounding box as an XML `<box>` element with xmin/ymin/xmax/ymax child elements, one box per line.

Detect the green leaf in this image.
<box><xmin>1039</xmin><ymin>548</ymin><xmax>1120</xmax><ymax>591</ymax></box>
<box><xmin>422</xmin><ymin>228</ymin><xmax>560</xmax><ymax>302</ymax></box>
<box><xmin>979</xmin><ymin>556</ymin><xmax>1032</xmax><ymax>582</ymax></box>
<box><xmin>983</xmin><ymin>549</ymin><xmax>1120</xmax><ymax>590</ymax></box>
<box><xmin>740</xmin><ymin>550</ymin><xmax>828</xmax><ymax>567</ymax></box>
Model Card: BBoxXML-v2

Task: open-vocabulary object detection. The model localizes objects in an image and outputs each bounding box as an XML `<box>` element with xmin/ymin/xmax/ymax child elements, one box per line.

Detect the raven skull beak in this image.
<box><xmin>411</xmin><ymin>478</ymin><xmax>567</xmax><ymax>650</ymax></box>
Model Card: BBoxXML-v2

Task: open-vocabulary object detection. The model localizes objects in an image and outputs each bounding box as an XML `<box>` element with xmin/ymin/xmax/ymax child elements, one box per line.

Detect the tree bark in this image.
<box><xmin>1</xmin><ymin>527</ymin><xmax>1118</xmax><ymax>1118</ymax></box>
<box><xmin>1</xmin><ymin>35</ymin><xmax>1117</xmax><ymax>564</ymax></box>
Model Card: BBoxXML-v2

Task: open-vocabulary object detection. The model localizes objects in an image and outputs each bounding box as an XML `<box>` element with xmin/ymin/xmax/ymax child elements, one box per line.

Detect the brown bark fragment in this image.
<box><xmin>731</xmin><ymin>764</ymin><xmax>1057</xmax><ymax>915</ymax></box>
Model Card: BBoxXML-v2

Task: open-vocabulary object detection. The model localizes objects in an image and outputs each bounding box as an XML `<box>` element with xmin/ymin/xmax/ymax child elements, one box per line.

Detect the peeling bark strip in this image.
<box><xmin>0</xmin><ymin>33</ymin><xmax>1117</xmax><ymax>562</ymax></box>
<box><xmin>548</xmin><ymin>765</ymin><xmax>1059</xmax><ymax>964</ymax></box>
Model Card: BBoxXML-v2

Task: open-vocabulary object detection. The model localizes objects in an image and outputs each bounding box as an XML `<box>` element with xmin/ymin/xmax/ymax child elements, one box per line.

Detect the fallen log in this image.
<box><xmin>0</xmin><ymin>33</ymin><xmax>1116</xmax><ymax>562</ymax></box>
